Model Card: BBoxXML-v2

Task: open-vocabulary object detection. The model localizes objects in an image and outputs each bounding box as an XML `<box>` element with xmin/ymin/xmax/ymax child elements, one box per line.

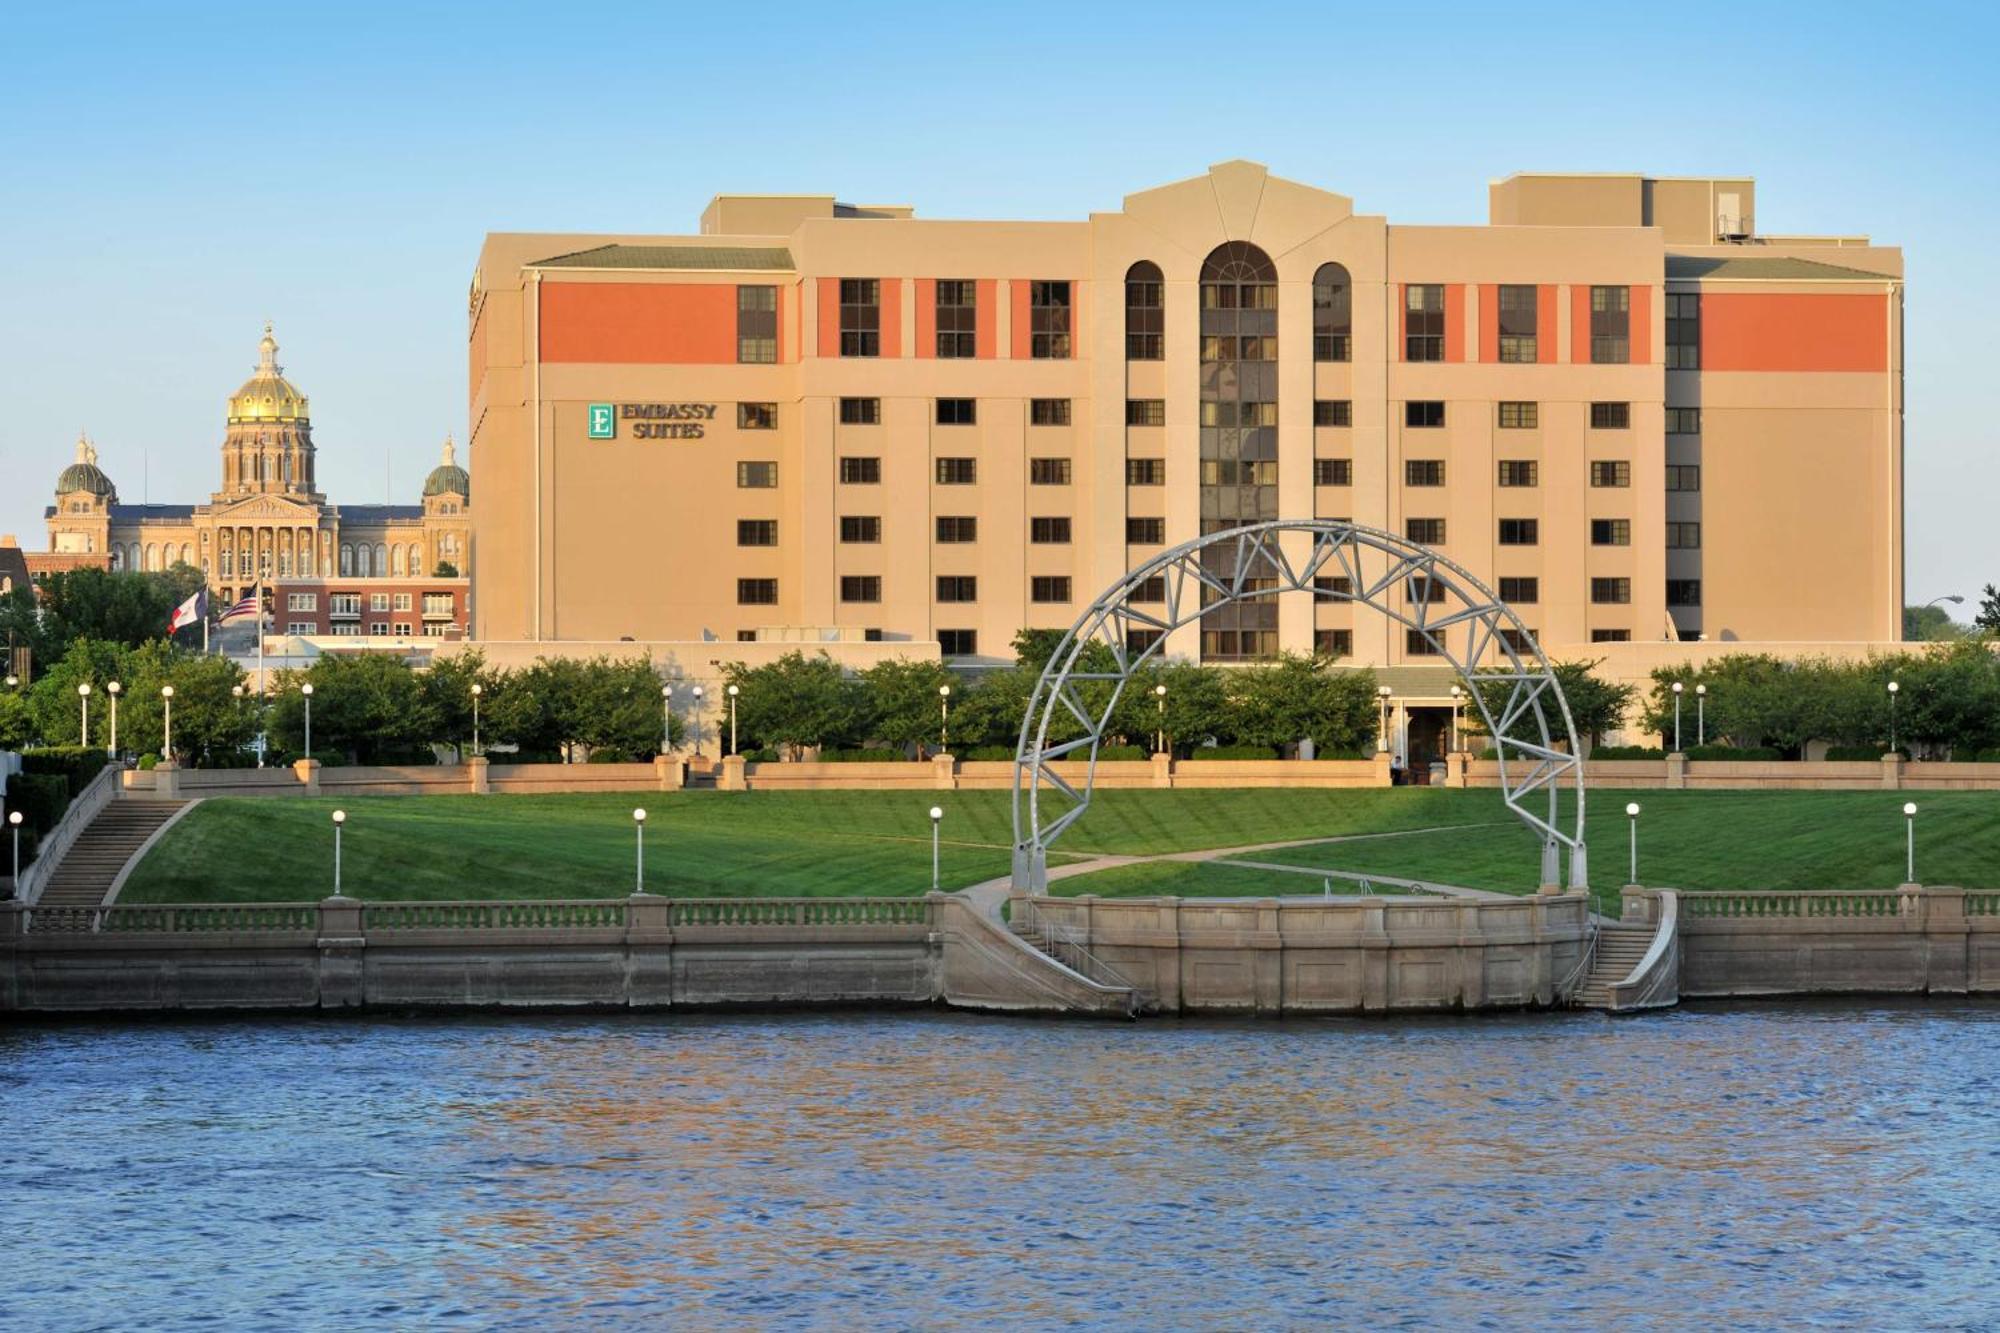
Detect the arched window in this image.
<box><xmin>375</xmin><ymin>544</ymin><xmax>387</xmax><ymax>576</ymax></box>
<box><xmin>179</xmin><ymin>543</ymin><xmax>192</xmax><ymax>566</ymax></box>
<box><xmin>340</xmin><ymin>544</ymin><xmax>353</xmax><ymax>576</ymax></box>
<box><xmin>356</xmin><ymin>545</ymin><xmax>371</xmax><ymax>577</ymax></box>
<box><xmin>144</xmin><ymin>543</ymin><xmax>157</xmax><ymax>571</ymax></box>
<box><xmin>389</xmin><ymin>545</ymin><xmax>402</xmax><ymax>576</ymax></box>
<box><xmin>1125</xmin><ymin>260</ymin><xmax>1163</xmax><ymax>360</ymax></box>
<box><xmin>409</xmin><ymin>543</ymin><xmax>422</xmax><ymax>574</ymax></box>
<box><xmin>1313</xmin><ymin>263</ymin><xmax>1352</xmax><ymax>362</ymax></box>
<box><xmin>1198</xmin><ymin>241</ymin><xmax>1280</xmax><ymax>661</ymax></box>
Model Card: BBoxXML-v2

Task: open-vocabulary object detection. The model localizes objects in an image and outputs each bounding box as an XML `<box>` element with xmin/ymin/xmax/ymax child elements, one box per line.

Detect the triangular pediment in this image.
<box><xmin>1118</xmin><ymin>159</ymin><xmax>1358</xmax><ymax>261</ymax></box>
<box><xmin>213</xmin><ymin>494</ymin><xmax>320</xmax><ymax>522</ymax></box>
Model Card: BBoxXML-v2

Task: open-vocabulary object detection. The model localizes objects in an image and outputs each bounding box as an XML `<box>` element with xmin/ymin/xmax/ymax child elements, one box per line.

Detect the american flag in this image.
<box><xmin>220</xmin><ymin>584</ymin><xmax>262</xmax><ymax>623</ymax></box>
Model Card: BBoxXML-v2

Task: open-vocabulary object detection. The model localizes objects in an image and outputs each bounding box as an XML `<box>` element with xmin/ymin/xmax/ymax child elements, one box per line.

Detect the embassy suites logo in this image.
<box><xmin>587</xmin><ymin>402</ymin><xmax>717</xmax><ymax>440</ymax></box>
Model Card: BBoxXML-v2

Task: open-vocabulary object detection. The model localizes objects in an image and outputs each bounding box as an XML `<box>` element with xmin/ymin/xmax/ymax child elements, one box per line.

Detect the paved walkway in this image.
<box><xmin>35</xmin><ymin>798</ymin><xmax>187</xmax><ymax>907</ymax></box>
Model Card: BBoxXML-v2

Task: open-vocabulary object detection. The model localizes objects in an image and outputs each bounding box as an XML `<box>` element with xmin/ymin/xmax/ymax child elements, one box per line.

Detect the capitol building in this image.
<box><xmin>45</xmin><ymin>325</ymin><xmax>471</xmax><ymax>607</ymax></box>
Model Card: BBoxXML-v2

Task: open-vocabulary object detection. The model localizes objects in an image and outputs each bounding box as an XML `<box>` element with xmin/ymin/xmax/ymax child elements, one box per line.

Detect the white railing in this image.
<box><xmin>12</xmin><ymin>763</ymin><xmax>121</xmax><ymax>906</ymax></box>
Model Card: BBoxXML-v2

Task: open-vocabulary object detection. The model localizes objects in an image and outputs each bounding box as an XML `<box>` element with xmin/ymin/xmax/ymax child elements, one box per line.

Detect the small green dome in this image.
<box><xmin>56</xmin><ymin>434</ymin><xmax>114</xmax><ymax>498</ymax></box>
<box><xmin>422</xmin><ymin>435</ymin><xmax>469</xmax><ymax>499</ymax></box>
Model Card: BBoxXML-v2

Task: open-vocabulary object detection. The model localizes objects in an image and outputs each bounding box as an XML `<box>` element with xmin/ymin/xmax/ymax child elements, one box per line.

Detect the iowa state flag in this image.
<box><xmin>168</xmin><ymin>587</ymin><xmax>207</xmax><ymax>634</ymax></box>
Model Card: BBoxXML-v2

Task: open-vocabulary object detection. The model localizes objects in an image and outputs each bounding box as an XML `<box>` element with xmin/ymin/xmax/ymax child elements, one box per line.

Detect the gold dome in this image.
<box><xmin>226</xmin><ymin>323</ymin><xmax>310</xmax><ymax>424</ymax></box>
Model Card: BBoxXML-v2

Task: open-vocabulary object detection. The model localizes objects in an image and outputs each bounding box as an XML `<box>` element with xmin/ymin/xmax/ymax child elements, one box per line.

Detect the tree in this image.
<box><xmin>434</xmin><ymin>561</ymin><xmax>459</xmax><ymax>578</ymax></box>
<box><xmin>32</xmin><ymin>567</ymin><xmax>193</xmax><ymax>657</ymax></box>
<box><xmin>1116</xmin><ymin>660</ymin><xmax>1231</xmax><ymax>755</ymax></box>
<box><xmin>108</xmin><ymin>640</ymin><xmax>256</xmax><ymax>763</ymax></box>
<box><xmin>0</xmin><ymin>686</ymin><xmax>33</xmax><ymax>750</ymax></box>
<box><xmin>723</xmin><ymin>652</ymin><xmax>868</xmax><ymax>759</ymax></box>
<box><xmin>1226</xmin><ymin>654</ymin><xmax>1380</xmax><ymax>754</ymax></box>
<box><xmin>420</xmin><ymin>650</ymin><xmax>496</xmax><ymax>760</ymax></box>
<box><xmin>267</xmin><ymin>654</ymin><xmax>438</xmax><ymax>762</ymax></box>
<box><xmin>574</xmin><ymin>657</ymin><xmax>676</xmax><ymax>760</ymax></box>
<box><xmin>1975</xmin><ymin>585</ymin><xmax>2000</xmax><ymax>636</ymax></box>
<box><xmin>861</xmin><ymin>658</ymin><xmax>955</xmax><ymax>755</ymax></box>
<box><xmin>24</xmin><ymin>638</ymin><xmax>129</xmax><ymax>748</ymax></box>
<box><xmin>1906</xmin><ymin>603</ymin><xmax>1967</xmax><ymax>641</ymax></box>
<box><xmin>483</xmin><ymin>657</ymin><xmax>586</xmax><ymax>760</ymax></box>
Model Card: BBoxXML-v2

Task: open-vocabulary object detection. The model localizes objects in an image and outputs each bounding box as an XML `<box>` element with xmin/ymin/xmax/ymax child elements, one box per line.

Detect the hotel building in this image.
<box><xmin>466</xmin><ymin>161</ymin><xmax>1903</xmax><ymax>672</ymax></box>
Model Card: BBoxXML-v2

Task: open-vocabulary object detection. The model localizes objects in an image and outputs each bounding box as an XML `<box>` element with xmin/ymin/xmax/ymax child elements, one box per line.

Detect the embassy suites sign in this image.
<box><xmin>587</xmin><ymin>402</ymin><xmax>716</xmax><ymax>440</ymax></box>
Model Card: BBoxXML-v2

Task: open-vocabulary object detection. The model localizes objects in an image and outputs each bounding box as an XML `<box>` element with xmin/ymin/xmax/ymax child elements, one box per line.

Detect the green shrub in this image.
<box><xmin>21</xmin><ymin>746</ymin><xmax>110</xmax><ymax>797</ymax></box>
<box><xmin>1686</xmin><ymin>744</ymin><xmax>1782</xmax><ymax>762</ymax></box>
<box><xmin>1825</xmin><ymin>745</ymin><xmax>1894</xmax><ymax>762</ymax></box>
<box><xmin>1312</xmin><ymin>749</ymin><xmax>1372</xmax><ymax>761</ymax></box>
<box><xmin>1097</xmin><ymin>745</ymin><xmax>1148</xmax><ymax>761</ymax></box>
<box><xmin>962</xmin><ymin>745</ymin><xmax>1018</xmax><ymax>762</ymax></box>
<box><xmin>1976</xmin><ymin>749</ymin><xmax>2000</xmax><ymax>763</ymax></box>
<box><xmin>1591</xmin><ymin>745</ymin><xmax>1666</xmax><ymax>760</ymax></box>
<box><xmin>1187</xmin><ymin>744</ymin><xmax>1280</xmax><ymax>760</ymax></box>
<box><xmin>5</xmin><ymin>772</ymin><xmax>71</xmax><ymax>862</ymax></box>
<box><xmin>739</xmin><ymin>748</ymin><xmax>780</xmax><ymax>763</ymax></box>
<box><xmin>137</xmin><ymin>753</ymin><xmax>159</xmax><ymax>771</ymax></box>
<box><xmin>819</xmin><ymin>748</ymin><xmax>910</xmax><ymax>763</ymax></box>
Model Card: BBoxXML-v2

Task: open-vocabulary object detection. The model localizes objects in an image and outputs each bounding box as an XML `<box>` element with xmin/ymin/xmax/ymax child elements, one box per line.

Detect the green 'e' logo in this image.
<box><xmin>587</xmin><ymin>403</ymin><xmax>615</xmax><ymax>439</ymax></box>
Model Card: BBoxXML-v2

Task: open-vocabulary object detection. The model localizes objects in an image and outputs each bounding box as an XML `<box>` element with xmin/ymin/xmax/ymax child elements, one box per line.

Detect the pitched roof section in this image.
<box><xmin>531</xmin><ymin>244</ymin><xmax>795</xmax><ymax>271</ymax></box>
<box><xmin>109</xmin><ymin>504</ymin><xmax>196</xmax><ymax>520</ymax></box>
<box><xmin>1666</xmin><ymin>255</ymin><xmax>1895</xmax><ymax>282</ymax></box>
<box><xmin>338</xmin><ymin>505</ymin><xmax>425</xmax><ymax>523</ymax></box>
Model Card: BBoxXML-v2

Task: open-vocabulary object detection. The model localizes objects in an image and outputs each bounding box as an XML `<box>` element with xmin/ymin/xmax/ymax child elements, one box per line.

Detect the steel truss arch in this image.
<box><xmin>1009</xmin><ymin>519</ymin><xmax>1588</xmax><ymax>893</ymax></box>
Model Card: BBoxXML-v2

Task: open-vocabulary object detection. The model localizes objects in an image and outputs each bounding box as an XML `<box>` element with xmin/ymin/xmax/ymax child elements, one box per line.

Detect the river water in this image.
<box><xmin>3</xmin><ymin>1003</ymin><xmax>1996</xmax><ymax>1329</ymax></box>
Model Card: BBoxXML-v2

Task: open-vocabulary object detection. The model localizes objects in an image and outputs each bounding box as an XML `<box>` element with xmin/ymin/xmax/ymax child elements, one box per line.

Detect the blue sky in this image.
<box><xmin>2</xmin><ymin>0</ymin><xmax>1992</xmax><ymax>607</ymax></box>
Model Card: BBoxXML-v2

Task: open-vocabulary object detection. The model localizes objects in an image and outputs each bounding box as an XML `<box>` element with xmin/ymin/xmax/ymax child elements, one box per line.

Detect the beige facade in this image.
<box><xmin>467</xmin><ymin>161</ymin><xmax>1903</xmax><ymax>669</ymax></box>
<box><xmin>45</xmin><ymin>326</ymin><xmax>472</xmax><ymax>610</ymax></box>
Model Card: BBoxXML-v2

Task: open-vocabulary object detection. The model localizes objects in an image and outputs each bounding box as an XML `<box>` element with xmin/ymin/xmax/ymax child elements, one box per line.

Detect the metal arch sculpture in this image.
<box><xmin>1010</xmin><ymin>519</ymin><xmax>1588</xmax><ymax>893</ymax></box>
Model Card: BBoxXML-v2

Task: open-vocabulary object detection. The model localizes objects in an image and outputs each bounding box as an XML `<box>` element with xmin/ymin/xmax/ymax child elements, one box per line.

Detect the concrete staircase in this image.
<box><xmin>1575</xmin><ymin>923</ymin><xmax>1654</xmax><ymax>1009</ymax></box>
<box><xmin>33</xmin><ymin>798</ymin><xmax>186</xmax><ymax>907</ymax></box>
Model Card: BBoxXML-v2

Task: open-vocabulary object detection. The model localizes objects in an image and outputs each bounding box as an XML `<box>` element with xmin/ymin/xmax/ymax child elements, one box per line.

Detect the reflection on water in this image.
<box><xmin>3</xmin><ymin>1002</ymin><xmax>1997</xmax><ymax>1327</ymax></box>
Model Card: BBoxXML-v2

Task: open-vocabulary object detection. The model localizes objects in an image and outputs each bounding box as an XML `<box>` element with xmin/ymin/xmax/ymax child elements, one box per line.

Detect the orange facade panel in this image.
<box><xmin>817</xmin><ymin>277</ymin><xmax>839</xmax><ymax>359</ymax></box>
<box><xmin>1478</xmin><ymin>283</ymin><xmax>1498</xmax><ymax>363</ymax></box>
<box><xmin>540</xmin><ymin>282</ymin><xmax>737</xmax><ymax>364</ymax></box>
<box><xmin>1701</xmin><ymin>292</ymin><xmax>1889</xmax><ymax>372</ymax></box>
<box><xmin>1444</xmin><ymin>284</ymin><xmax>1466</xmax><ymax>362</ymax></box>
<box><xmin>879</xmin><ymin>278</ymin><xmax>902</xmax><ymax>359</ymax></box>
<box><xmin>1537</xmin><ymin>284</ymin><xmax>1558</xmax><ymax>364</ymax></box>
<box><xmin>975</xmin><ymin>279</ymin><xmax>997</xmax><ymax>358</ymax></box>
<box><xmin>1630</xmin><ymin>284</ymin><xmax>1652</xmax><ymax>365</ymax></box>
<box><xmin>1569</xmin><ymin>285</ymin><xmax>1591</xmax><ymax>365</ymax></box>
<box><xmin>914</xmin><ymin>278</ymin><xmax>936</xmax><ymax>359</ymax></box>
<box><xmin>1010</xmin><ymin>280</ymin><xmax>1031</xmax><ymax>360</ymax></box>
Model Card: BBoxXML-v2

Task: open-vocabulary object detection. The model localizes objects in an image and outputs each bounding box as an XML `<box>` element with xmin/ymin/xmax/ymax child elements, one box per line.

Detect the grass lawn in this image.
<box><xmin>118</xmin><ymin>787</ymin><xmax>1489</xmax><ymax>904</ymax></box>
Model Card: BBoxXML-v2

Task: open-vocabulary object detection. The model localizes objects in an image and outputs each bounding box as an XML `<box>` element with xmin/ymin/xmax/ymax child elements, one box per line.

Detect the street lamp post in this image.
<box><xmin>939</xmin><ymin>684</ymin><xmax>952</xmax><ymax>752</ymax></box>
<box><xmin>301</xmin><ymin>682</ymin><xmax>314</xmax><ymax>757</ymax></box>
<box><xmin>1154</xmin><ymin>683</ymin><xmax>1168</xmax><ymax>756</ymax></box>
<box><xmin>727</xmin><ymin>684</ymin><xmax>739</xmax><ymax>756</ymax></box>
<box><xmin>929</xmin><ymin>805</ymin><xmax>943</xmax><ymax>891</ymax></box>
<box><xmin>691</xmin><ymin>686</ymin><xmax>705</xmax><ymax>757</ymax></box>
<box><xmin>633</xmin><ymin>807</ymin><xmax>647</xmax><ymax>892</ymax></box>
<box><xmin>1887</xmin><ymin>680</ymin><xmax>1900</xmax><ymax>754</ymax></box>
<box><xmin>331</xmin><ymin>809</ymin><xmax>346</xmax><ymax>896</ymax></box>
<box><xmin>1695</xmin><ymin>683</ymin><xmax>1707</xmax><ymax>748</ymax></box>
<box><xmin>1376</xmin><ymin>685</ymin><xmax>1393</xmax><ymax>754</ymax></box>
<box><xmin>1626</xmin><ymin>802</ymin><xmax>1642</xmax><ymax>883</ymax></box>
<box><xmin>1903</xmin><ymin>802</ymin><xmax>1918</xmax><ymax>883</ymax></box>
<box><xmin>1449</xmin><ymin>685</ymin><xmax>1465</xmax><ymax>753</ymax></box>
<box><xmin>658</xmin><ymin>683</ymin><xmax>671</xmax><ymax>756</ymax></box>
<box><xmin>106</xmin><ymin>681</ymin><xmax>121</xmax><ymax>756</ymax></box>
<box><xmin>7</xmin><ymin>810</ymin><xmax>21</xmax><ymax>898</ymax></box>
<box><xmin>471</xmin><ymin>682</ymin><xmax>483</xmax><ymax>758</ymax></box>
<box><xmin>160</xmin><ymin>685</ymin><xmax>174</xmax><ymax>763</ymax></box>
<box><xmin>1671</xmin><ymin>681</ymin><xmax>1684</xmax><ymax>753</ymax></box>
<box><xmin>77</xmin><ymin>682</ymin><xmax>91</xmax><ymax>748</ymax></box>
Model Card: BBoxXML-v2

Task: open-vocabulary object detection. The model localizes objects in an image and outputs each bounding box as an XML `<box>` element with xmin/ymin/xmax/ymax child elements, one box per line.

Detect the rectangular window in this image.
<box><xmin>1591</xmin><ymin>577</ymin><xmax>1632</xmax><ymax>605</ymax></box>
<box><xmin>1030</xmin><ymin>457</ymin><xmax>1072</xmax><ymax>485</ymax></box>
<box><xmin>1314</xmin><ymin>399</ymin><xmax>1353</xmax><ymax>427</ymax></box>
<box><xmin>838</xmin><ymin>456</ymin><xmax>880</xmax><ymax>484</ymax></box>
<box><xmin>839</xmin><ymin>516</ymin><xmax>880</xmax><ymax>544</ymax></box>
<box><xmin>1666</xmin><ymin>407</ymin><xmax>1702</xmax><ymax>435</ymax></box>
<box><xmin>1590</xmin><ymin>401</ymin><xmax>1632</xmax><ymax>430</ymax></box>
<box><xmin>1497</xmin><ymin>628</ymin><xmax>1539</xmax><ymax>654</ymax></box>
<box><xmin>1666</xmin><ymin>522</ymin><xmax>1702</xmax><ymax>549</ymax></box>
<box><xmin>1030</xmin><ymin>398</ymin><xmax>1072</xmax><ymax>426</ymax></box>
<box><xmin>1203</xmin><ymin>459</ymin><xmax>1279</xmax><ymax>485</ymax></box>
<box><xmin>287</xmin><ymin>593</ymin><xmax>316</xmax><ymax>611</ymax></box>
<box><xmin>1132</xmin><ymin>576</ymin><xmax>1167</xmax><ymax>602</ymax></box>
<box><xmin>1590</xmin><ymin>285</ymin><xmax>1630</xmax><ymax>364</ymax></box>
<box><xmin>939</xmin><ymin>628</ymin><xmax>977</xmax><ymax>655</ymax></box>
<box><xmin>1126</xmin><ymin>398</ymin><xmax>1166</xmax><ymax>427</ymax></box>
<box><xmin>936</xmin><ymin>458</ymin><xmax>977</xmax><ymax>484</ymax></box>
<box><xmin>840</xmin><ymin>575</ymin><xmax>881</xmax><ymax>603</ymax></box>
<box><xmin>1498</xmin><ymin>518</ymin><xmax>1539</xmax><ymax>546</ymax></box>
<box><xmin>1313</xmin><ymin>575</ymin><xmax>1354</xmax><ymax>596</ymax></box>
<box><xmin>737</xmin><ymin>519</ymin><xmax>778</xmax><ymax>547</ymax></box>
<box><xmin>1126</xmin><ymin>517</ymin><xmax>1165</xmax><ymax>544</ymax></box>
<box><xmin>369</xmin><ymin>621</ymin><xmax>389</xmax><ymax>636</ymax></box>
<box><xmin>1314</xmin><ymin>459</ymin><xmax>1352</xmax><ymax>487</ymax></box>
<box><xmin>737</xmin><ymin>285</ymin><xmax>778</xmax><ymax>364</ymax></box>
<box><xmin>839</xmin><ymin>278</ymin><xmax>880</xmax><ymax>357</ymax></box>
<box><xmin>421</xmin><ymin>593</ymin><xmax>452</xmax><ymax>617</ymax></box>
<box><xmin>738</xmin><ymin>629</ymin><xmax>759</xmax><ymax>643</ymax></box>
<box><xmin>935</xmin><ymin>279</ymin><xmax>976</xmax><ymax>358</ymax></box>
<box><xmin>935</xmin><ymin>516</ymin><xmax>977</xmax><ymax>543</ymax></box>
<box><xmin>1498</xmin><ymin>401</ymin><xmax>1539</xmax><ymax>429</ymax></box>
<box><xmin>1408</xmin><ymin>575</ymin><xmax>1446</xmax><ymax>604</ymax></box>
<box><xmin>1030</xmin><ymin>280</ymin><xmax>1072</xmax><ymax>358</ymax></box>
<box><xmin>1497</xmin><ymin>284</ymin><xmax>1538</xmax><ymax>362</ymax></box>
<box><xmin>737</xmin><ymin>578</ymin><xmax>778</xmax><ymax>605</ymax></box>
<box><xmin>1591</xmin><ymin>518</ymin><xmax>1632</xmax><ymax>546</ymax></box>
<box><xmin>332</xmin><ymin>624</ymin><xmax>361</xmax><ymax>638</ymax></box>
<box><xmin>1030</xmin><ymin>517</ymin><xmax>1072</xmax><ymax>544</ymax></box>
<box><xmin>370</xmin><ymin>593</ymin><xmax>389</xmax><ymax>612</ymax></box>
<box><xmin>1405</xmin><ymin>460</ymin><xmax>1445</xmax><ymax>487</ymax></box>
<box><xmin>1405</xmin><ymin>401</ymin><xmax>1445</xmax><ymax>428</ymax></box>
<box><xmin>1498</xmin><ymin>576</ymin><xmax>1539</xmax><ymax>604</ymax></box>
<box><xmin>286</xmin><ymin>621</ymin><xmax>313</xmax><ymax>634</ymax></box>
<box><xmin>1666</xmin><ymin>292</ymin><xmax>1700</xmax><ymax>370</ymax></box>
<box><xmin>736</xmin><ymin>461</ymin><xmax>777</xmax><ymax>488</ymax></box>
<box><xmin>736</xmin><ymin>402</ymin><xmax>776</xmax><ymax>430</ymax></box>
<box><xmin>394</xmin><ymin>623</ymin><xmax>413</xmax><ymax>638</ymax></box>
<box><xmin>1590</xmin><ymin>461</ymin><xmax>1631</xmax><ymax>488</ymax></box>
<box><xmin>1406</xmin><ymin>518</ymin><xmax>1446</xmax><ymax>544</ymax></box>
<box><xmin>1405</xmin><ymin>284</ymin><xmax>1445</xmax><ymax>361</ymax></box>
<box><xmin>838</xmin><ymin>397</ymin><xmax>881</xmax><ymax>425</ymax></box>
<box><xmin>1405</xmin><ymin>628</ymin><xmax>1441</xmax><ymax>656</ymax></box>
<box><xmin>936</xmin><ymin>576</ymin><xmax>977</xmax><ymax>603</ymax></box>
<box><xmin>329</xmin><ymin>594</ymin><xmax>361</xmax><ymax>616</ymax></box>
<box><xmin>935</xmin><ymin>397</ymin><xmax>976</xmax><ymax>425</ymax></box>
<box><xmin>1031</xmin><ymin>575</ymin><xmax>1072</xmax><ymax>603</ymax></box>
<box><xmin>1667</xmin><ymin>579</ymin><xmax>1703</xmax><ymax>606</ymax></box>
<box><xmin>1591</xmin><ymin>628</ymin><xmax>1632</xmax><ymax>643</ymax></box>
<box><xmin>1315</xmin><ymin>629</ymin><xmax>1353</xmax><ymax>658</ymax></box>
<box><xmin>1498</xmin><ymin>460</ymin><xmax>1538</xmax><ymax>487</ymax></box>
<box><xmin>394</xmin><ymin>593</ymin><xmax>412</xmax><ymax>612</ymax></box>
<box><xmin>1665</xmin><ymin>464</ymin><xmax>1702</xmax><ymax>492</ymax></box>
<box><xmin>1126</xmin><ymin>458</ymin><xmax>1165</xmax><ymax>486</ymax></box>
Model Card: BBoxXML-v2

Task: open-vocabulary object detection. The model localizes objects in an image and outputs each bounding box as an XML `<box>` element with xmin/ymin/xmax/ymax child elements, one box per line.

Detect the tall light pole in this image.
<box><xmin>633</xmin><ymin>807</ymin><xmax>647</xmax><ymax>892</ymax></box>
<box><xmin>1449</xmin><ymin>685</ymin><xmax>1464</xmax><ymax>753</ymax></box>
<box><xmin>1887</xmin><ymin>680</ymin><xmax>1900</xmax><ymax>753</ymax></box>
<box><xmin>726</xmin><ymin>683</ymin><xmax>739</xmax><ymax>757</ymax></box>
<box><xmin>106</xmin><ymin>680</ymin><xmax>121</xmax><ymax>756</ymax></box>
<box><xmin>659</xmin><ymin>683</ymin><xmax>671</xmax><ymax>756</ymax></box>
<box><xmin>301</xmin><ymin>682</ymin><xmax>315</xmax><ymax>758</ymax></box>
<box><xmin>1376</xmin><ymin>685</ymin><xmax>1393</xmax><ymax>754</ymax></box>
<box><xmin>1695</xmin><ymin>683</ymin><xmax>1707</xmax><ymax>748</ymax></box>
<box><xmin>77</xmin><ymin>681</ymin><xmax>91</xmax><ymax>747</ymax></box>
<box><xmin>471</xmin><ymin>681</ymin><xmax>483</xmax><ymax>758</ymax></box>
<box><xmin>929</xmin><ymin>805</ymin><xmax>943</xmax><ymax>891</ymax></box>
<box><xmin>938</xmin><ymin>683</ymin><xmax>952</xmax><ymax>752</ymax></box>
<box><xmin>7</xmin><ymin>809</ymin><xmax>21</xmax><ymax>897</ymax></box>
<box><xmin>160</xmin><ymin>685</ymin><xmax>175</xmax><ymax>763</ymax></box>
<box><xmin>1902</xmin><ymin>802</ymin><xmax>1918</xmax><ymax>883</ymax></box>
<box><xmin>1671</xmin><ymin>681</ymin><xmax>1684</xmax><ymax>753</ymax></box>
<box><xmin>691</xmin><ymin>685</ymin><xmax>705</xmax><ymax>757</ymax></box>
<box><xmin>1154</xmin><ymin>682</ymin><xmax>1168</xmax><ymax>755</ymax></box>
<box><xmin>1625</xmin><ymin>802</ymin><xmax>1641</xmax><ymax>884</ymax></box>
<box><xmin>331</xmin><ymin>809</ymin><xmax>346</xmax><ymax>896</ymax></box>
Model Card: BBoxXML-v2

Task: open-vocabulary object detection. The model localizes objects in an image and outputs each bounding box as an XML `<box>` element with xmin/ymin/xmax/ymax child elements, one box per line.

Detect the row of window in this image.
<box><xmin>1307</xmin><ymin>461</ymin><xmax>1701</xmax><ymax>491</ymax></box>
<box><xmin>739</xmin><ymin>515</ymin><xmax>1171</xmax><ymax>547</ymax></box>
<box><xmin>839</xmin><ymin>279</ymin><xmax>1073</xmax><ymax>359</ymax></box>
<box><xmin>747</xmin><ymin>573</ymin><xmax>1703</xmax><ymax>611</ymax></box>
<box><xmin>740</xmin><ymin>458</ymin><xmax>1162</xmax><ymax>487</ymax></box>
<box><xmin>1391</xmin><ymin>517</ymin><xmax>1701</xmax><ymax>549</ymax></box>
